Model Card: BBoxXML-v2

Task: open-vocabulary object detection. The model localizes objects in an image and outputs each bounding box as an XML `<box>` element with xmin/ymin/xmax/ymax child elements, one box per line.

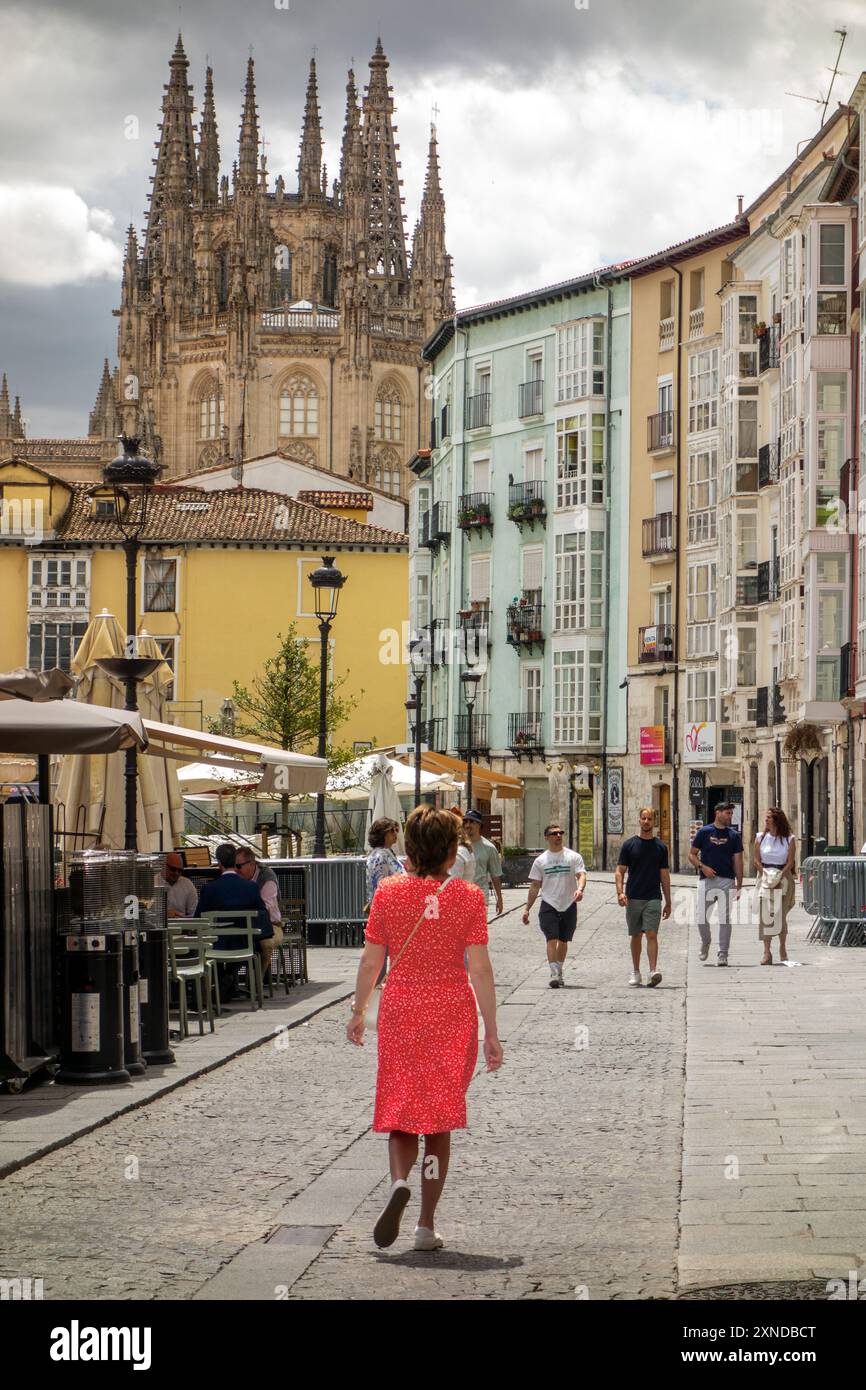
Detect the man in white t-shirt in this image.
<box><xmin>522</xmin><ymin>824</ymin><xmax>587</xmax><ymax>988</ymax></box>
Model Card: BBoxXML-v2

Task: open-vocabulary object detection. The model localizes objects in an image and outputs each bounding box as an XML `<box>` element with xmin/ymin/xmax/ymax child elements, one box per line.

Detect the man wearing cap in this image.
<box><xmin>463</xmin><ymin>811</ymin><xmax>504</xmax><ymax>916</ymax></box>
<box><xmin>688</xmin><ymin>803</ymin><xmax>743</xmax><ymax>966</ymax></box>
<box><xmin>162</xmin><ymin>853</ymin><xmax>199</xmax><ymax>919</ymax></box>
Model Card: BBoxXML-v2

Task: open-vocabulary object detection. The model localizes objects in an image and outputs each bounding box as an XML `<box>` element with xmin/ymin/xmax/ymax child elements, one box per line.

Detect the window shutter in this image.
<box><xmin>473</xmin><ymin>456</ymin><xmax>490</xmax><ymax>492</ymax></box>
<box><xmin>470</xmin><ymin>555</ymin><xmax>491</xmax><ymax>602</ymax></box>
<box><xmin>521</xmin><ymin>546</ymin><xmax>543</xmax><ymax>591</ymax></box>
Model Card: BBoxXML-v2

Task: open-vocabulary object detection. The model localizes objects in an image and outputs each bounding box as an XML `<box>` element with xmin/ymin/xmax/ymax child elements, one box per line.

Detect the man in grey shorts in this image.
<box><xmin>615</xmin><ymin>806</ymin><xmax>672</xmax><ymax>987</ymax></box>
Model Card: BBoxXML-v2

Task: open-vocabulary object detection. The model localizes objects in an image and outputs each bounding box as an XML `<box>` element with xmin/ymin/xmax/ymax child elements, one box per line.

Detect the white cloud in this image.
<box><xmin>396</xmin><ymin>59</ymin><xmax>825</xmax><ymax>307</ymax></box>
<box><xmin>0</xmin><ymin>187</ymin><xmax>122</xmax><ymax>287</ymax></box>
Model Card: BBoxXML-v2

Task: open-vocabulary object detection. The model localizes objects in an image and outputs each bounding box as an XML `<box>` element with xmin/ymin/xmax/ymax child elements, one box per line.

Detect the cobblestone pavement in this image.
<box><xmin>0</xmin><ymin>879</ymin><xmax>689</xmax><ymax>1301</ymax></box>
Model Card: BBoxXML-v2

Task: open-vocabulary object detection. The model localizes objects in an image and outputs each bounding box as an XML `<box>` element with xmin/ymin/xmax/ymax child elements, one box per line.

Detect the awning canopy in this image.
<box><xmin>0</xmin><ymin>668</ymin><xmax>75</xmax><ymax>702</ymax></box>
<box><xmin>396</xmin><ymin>750</ymin><xmax>524</xmax><ymax>800</ymax></box>
<box><xmin>141</xmin><ymin>720</ymin><xmax>327</xmax><ymax>795</ymax></box>
<box><xmin>0</xmin><ymin>699</ymin><xmax>148</xmax><ymax>755</ymax></box>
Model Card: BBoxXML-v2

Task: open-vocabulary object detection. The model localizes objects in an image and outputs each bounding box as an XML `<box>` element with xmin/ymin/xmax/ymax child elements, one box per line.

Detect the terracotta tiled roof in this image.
<box><xmin>297</xmin><ymin>489</ymin><xmax>374</xmax><ymax>509</ymax></box>
<box><xmin>57</xmin><ymin>484</ymin><xmax>407</xmax><ymax>547</ymax></box>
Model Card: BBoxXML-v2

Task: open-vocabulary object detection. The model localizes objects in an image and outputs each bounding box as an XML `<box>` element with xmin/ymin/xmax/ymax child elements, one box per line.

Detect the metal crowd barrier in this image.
<box><xmin>289</xmin><ymin>856</ymin><xmax>367</xmax><ymax>947</ymax></box>
<box><xmin>803</xmin><ymin>856</ymin><xmax>866</xmax><ymax>946</ymax></box>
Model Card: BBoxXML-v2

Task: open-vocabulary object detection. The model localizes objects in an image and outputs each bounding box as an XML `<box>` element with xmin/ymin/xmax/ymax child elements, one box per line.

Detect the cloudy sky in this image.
<box><xmin>0</xmin><ymin>0</ymin><xmax>863</xmax><ymax>437</ymax></box>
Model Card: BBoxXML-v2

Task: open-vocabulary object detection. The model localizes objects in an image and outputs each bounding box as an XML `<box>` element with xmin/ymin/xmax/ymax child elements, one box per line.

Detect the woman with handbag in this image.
<box><xmin>347</xmin><ymin>805</ymin><xmax>503</xmax><ymax>1251</ymax></box>
<box><xmin>755</xmin><ymin>807</ymin><xmax>796</xmax><ymax>964</ymax></box>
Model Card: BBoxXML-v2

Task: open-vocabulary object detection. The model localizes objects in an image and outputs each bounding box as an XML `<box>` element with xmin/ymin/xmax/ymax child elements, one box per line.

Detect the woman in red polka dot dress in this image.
<box><xmin>347</xmin><ymin>806</ymin><xmax>503</xmax><ymax>1251</ymax></box>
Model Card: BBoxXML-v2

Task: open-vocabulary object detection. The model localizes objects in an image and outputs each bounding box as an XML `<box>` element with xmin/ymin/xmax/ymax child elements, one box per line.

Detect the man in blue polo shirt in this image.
<box><xmin>688</xmin><ymin>803</ymin><xmax>743</xmax><ymax>967</ymax></box>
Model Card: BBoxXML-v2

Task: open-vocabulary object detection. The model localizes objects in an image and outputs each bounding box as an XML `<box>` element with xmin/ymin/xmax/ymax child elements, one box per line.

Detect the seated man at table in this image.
<box><xmin>162</xmin><ymin>853</ymin><xmax>199</xmax><ymax>919</ymax></box>
<box><xmin>195</xmin><ymin>843</ymin><xmax>271</xmax><ymax>1003</ymax></box>
<box><xmin>235</xmin><ymin>849</ymin><xmax>283</xmax><ymax>983</ymax></box>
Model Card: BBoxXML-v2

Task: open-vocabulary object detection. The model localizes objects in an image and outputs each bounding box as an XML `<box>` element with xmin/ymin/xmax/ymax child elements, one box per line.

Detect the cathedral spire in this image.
<box><xmin>340</xmin><ymin>67</ymin><xmax>362</xmax><ymax>193</ymax></box>
<box><xmin>89</xmin><ymin>358</ymin><xmax>120</xmax><ymax>439</ymax></box>
<box><xmin>198</xmin><ymin>64</ymin><xmax>220</xmax><ymax>206</ymax></box>
<box><xmin>0</xmin><ymin>373</ymin><xmax>12</xmax><ymax>435</ymax></box>
<box><xmin>411</xmin><ymin>123</ymin><xmax>454</xmax><ymax>326</ymax></box>
<box><xmin>361</xmin><ymin>38</ymin><xmax>408</xmax><ymax>282</ymax></box>
<box><xmin>145</xmin><ymin>33</ymin><xmax>197</xmax><ymax>257</ymax></box>
<box><xmin>12</xmin><ymin>397</ymin><xmax>23</xmax><ymax>437</ymax></box>
<box><xmin>236</xmin><ymin>56</ymin><xmax>259</xmax><ymax>191</ymax></box>
<box><xmin>298</xmin><ymin>57</ymin><xmax>323</xmax><ymax>201</ymax></box>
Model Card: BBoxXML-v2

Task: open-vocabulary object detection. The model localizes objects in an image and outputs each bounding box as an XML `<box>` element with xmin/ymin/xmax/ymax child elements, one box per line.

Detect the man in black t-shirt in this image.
<box><xmin>615</xmin><ymin>806</ymin><xmax>672</xmax><ymax>988</ymax></box>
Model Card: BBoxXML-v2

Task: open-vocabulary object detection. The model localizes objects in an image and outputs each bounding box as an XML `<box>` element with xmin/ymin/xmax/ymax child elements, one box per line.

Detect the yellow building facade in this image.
<box><xmin>0</xmin><ymin>461</ymin><xmax>408</xmax><ymax>753</ymax></box>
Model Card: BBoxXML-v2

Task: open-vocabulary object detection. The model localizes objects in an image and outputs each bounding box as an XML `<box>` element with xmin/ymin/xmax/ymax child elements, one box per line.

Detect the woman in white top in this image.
<box><xmin>754</xmin><ymin>808</ymin><xmax>796</xmax><ymax>965</ymax></box>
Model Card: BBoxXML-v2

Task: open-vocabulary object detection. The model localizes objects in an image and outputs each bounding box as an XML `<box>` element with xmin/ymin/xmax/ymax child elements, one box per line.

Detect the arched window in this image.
<box><xmin>279</xmin><ymin>374</ymin><xmax>319</xmax><ymax>437</ymax></box>
<box><xmin>373</xmin><ymin>447</ymin><xmax>402</xmax><ymax>496</ymax></box>
<box><xmin>322</xmin><ymin>251</ymin><xmax>338</xmax><ymax>307</ymax></box>
<box><xmin>196</xmin><ymin>379</ymin><xmax>224</xmax><ymax>440</ymax></box>
<box><xmin>375</xmin><ymin>380</ymin><xmax>404</xmax><ymax>442</ymax></box>
<box><xmin>215</xmin><ymin>249</ymin><xmax>229</xmax><ymax>310</ymax></box>
<box><xmin>272</xmin><ymin>243</ymin><xmax>292</xmax><ymax>305</ymax></box>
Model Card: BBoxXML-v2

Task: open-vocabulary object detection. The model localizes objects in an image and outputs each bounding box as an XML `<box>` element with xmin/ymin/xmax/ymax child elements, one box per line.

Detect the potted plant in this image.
<box><xmin>527</xmin><ymin>627</ymin><xmax>542</xmax><ymax>642</ymax></box>
<box><xmin>500</xmin><ymin>845</ymin><xmax>539</xmax><ymax>888</ymax></box>
<box><xmin>530</xmin><ymin>496</ymin><xmax>545</xmax><ymax>515</ymax></box>
<box><xmin>783</xmin><ymin>721</ymin><xmax>823</xmax><ymax>761</ymax></box>
<box><xmin>508</xmin><ymin>502</ymin><xmax>526</xmax><ymax>521</ymax></box>
<box><xmin>754</xmin><ymin>321</ymin><xmax>767</xmax><ymax>339</ymax></box>
<box><xmin>458</xmin><ymin>507</ymin><xmax>476</xmax><ymax>526</ymax></box>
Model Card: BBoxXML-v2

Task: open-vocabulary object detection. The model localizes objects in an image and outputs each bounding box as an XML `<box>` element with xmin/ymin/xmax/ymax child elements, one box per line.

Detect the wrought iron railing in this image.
<box><xmin>647</xmin><ymin>411</ymin><xmax>675</xmax><ymax>452</ymax></box>
<box><xmin>518</xmin><ymin>379</ymin><xmax>544</xmax><ymax>417</ymax></box>
<box><xmin>638</xmin><ymin>624</ymin><xmax>675</xmax><ymax>663</ymax></box>
<box><xmin>642</xmin><ymin>512</ymin><xmax>675</xmax><ymax>557</ymax></box>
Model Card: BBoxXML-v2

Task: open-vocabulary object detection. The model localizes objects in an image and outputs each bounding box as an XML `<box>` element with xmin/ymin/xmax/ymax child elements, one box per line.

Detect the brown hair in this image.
<box><xmin>404</xmin><ymin>806</ymin><xmax>459</xmax><ymax>876</ymax></box>
<box><xmin>766</xmin><ymin>807</ymin><xmax>792</xmax><ymax>839</ymax></box>
<box><xmin>368</xmin><ymin>818</ymin><xmax>398</xmax><ymax>849</ymax></box>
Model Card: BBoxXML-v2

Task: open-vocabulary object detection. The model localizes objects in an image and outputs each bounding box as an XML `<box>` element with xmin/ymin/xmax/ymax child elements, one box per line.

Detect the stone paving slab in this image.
<box><xmin>0</xmin><ymin>948</ymin><xmax>359</xmax><ymax>1178</ymax></box>
<box><xmin>679</xmin><ymin>893</ymin><xmax>866</xmax><ymax>1291</ymax></box>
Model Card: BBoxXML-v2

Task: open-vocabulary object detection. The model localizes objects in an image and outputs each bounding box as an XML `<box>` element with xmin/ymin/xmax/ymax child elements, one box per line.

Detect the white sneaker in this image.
<box><xmin>628</xmin><ymin>970</ymin><xmax>642</xmax><ymax>987</ymax></box>
<box><xmin>717</xmin><ymin>952</ymin><xmax>728</xmax><ymax>967</ymax></box>
<box><xmin>648</xmin><ymin>970</ymin><xmax>662</xmax><ymax>988</ymax></box>
<box><xmin>549</xmin><ymin>963</ymin><xmax>562</xmax><ymax>989</ymax></box>
<box><xmin>413</xmin><ymin>1226</ymin><xmax>444</xmax><ymax>1251</ymax></box>
<box><xmin>373</xmin><ymin>1179</ymin><xmax>411</xmax><ymax>1248</ymax></box>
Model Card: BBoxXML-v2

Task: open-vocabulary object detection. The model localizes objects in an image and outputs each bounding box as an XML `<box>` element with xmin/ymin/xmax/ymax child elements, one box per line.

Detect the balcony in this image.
<box><xmin>425</xmin><ymin>716</ymin><xmax>447</xmax><ymax>752</ymax></box>
<box><xmin>506</xmin><ymin>599</ymin><xmax>544</xmax><ymax>651</ymax></box>
<box><xmin>688</xmin><ymin>307</ymin><xmax>704</xmax><ymax>338</ymax></box>
<box><xmin>772</xmin><ymin>683</ymin><xmax>786</xmax><ymax>724</ymax></box>
<box><xmin>457</xmin><ymin>492</ymin><xmax>493</xmax><ymax>533</ymax></box>
<box><xmin>642</xmin><ymin>512</ymin><xmax>676</xmax><ymax>559</ymax></box>
<box><xmin>756</xmin><ymin>557</ymin><xmax>780</xmax><ymax>604</ymax></box>
<box><xmin>508</xmin><ymin>712</ymin><xmax>544</xmax><ymax>759</ymax></box>
<box><xmin>757</xmin><ymin>439</ymin><xmax>780</xmax><ymax>488</ymax></box>
<box><xmin>659</xmin><ymin>316</ymin><xmax>675</xmax><ymax>350</ymax></box>
<box><xmin>429</xmin><ymin>416</ymin><xmax>437</xmax><ymax>449</ymax></box>
<box><xmin>758</xmin><ymin>324</ymin><xmax>780</xmax><ymax>372</ymax></box>
<box><xmin>456</xmin><ymin>713</ymin><xmax>490</xmax><ymax>754</ymax></box>
<box><xmin>647</xmin><ymin>411</ymin><xmax>676</xmax><ymax>454</ymax></box>
<box><xmin>756</xmin><ymin>686</ymin><xmax>769</xmax><ymax>728</ymax></box>
<box><xmin>466</xmin><ymin>391</ymin><xmax>491</xmax><ymax>430</ymax></box>
<box><xmin>458</xmin><ymin>602</ymin><xmax>492</xmax><ymax>660</ymax></box>
<box><xmin>260</xmin><ymin>305</ymin><xmax>340</xmax><ymax>333</ymax></box>
<box><xmin>422</xmin><ymin>500</ymin><xmax>451</xmax><ymax>550</ymax></box>
<box><xmin>507</xmin><ymin>480</ymin><xmax>546</xmax><ymax>528</ymax></box>
<box><xmin>638</xmin><ymin>624</ymin><xmax>675</xmax><ymax>664</ymax></box>
<box><xmin>736</xmin><ymin>574</ymin><xmax>759</xmax><ymax>608</ymax></box>
<box><xmin>518</xmin><ymin>379</ymin><xmax>544</xmax><ymax>418</ymax></box>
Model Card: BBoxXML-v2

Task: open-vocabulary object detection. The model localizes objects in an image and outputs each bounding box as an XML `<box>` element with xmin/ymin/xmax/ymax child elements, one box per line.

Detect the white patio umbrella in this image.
<box><xmin>366</xmin><ymin>753</ymin><xmax>407</xmax><ymax>854</ymax></box>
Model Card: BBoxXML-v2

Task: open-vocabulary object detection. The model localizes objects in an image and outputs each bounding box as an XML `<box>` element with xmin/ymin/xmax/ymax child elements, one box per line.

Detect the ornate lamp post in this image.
<box><xmin>97</xmin><ymin>436</ymin><xmax>161</xmax><ymax>851</ymax></box>
<box><xmin>309</xmin><ymin>556</ymin><xmax>347</xmax><ymax>857</ymax></box>
<box><xmin>409</xmin><ymin>636</ymin><xmax>427</xmax><ymax>807</ymax></box>
<box><xmin>460</xmin><ymin>669</ymin><xmax>481</xmax><ymax>810</ymax></box>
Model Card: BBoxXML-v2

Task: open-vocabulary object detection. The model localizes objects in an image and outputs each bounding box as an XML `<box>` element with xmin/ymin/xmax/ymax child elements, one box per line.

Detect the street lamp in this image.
<box><xmin>309</xmin><ymin>556</ymin><xmax>347</xmax><ymax>857</ymax></box>
<box><xmin>460</xmin><ymin>669</ymin><xmax>481</xmax><ymax>810</ymax></box>
<box><xmin>99</xmin><ymin>436</ymin><xmax>161</xmax><ymax>851</ymax></box>
<box><xmin>409</xmin><ymin>636</ymin><xmax>427</xmax><ymax>807</ymax></box>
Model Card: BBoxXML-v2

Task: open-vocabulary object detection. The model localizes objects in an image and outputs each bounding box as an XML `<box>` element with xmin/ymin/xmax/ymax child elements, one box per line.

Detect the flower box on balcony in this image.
<box><xmin>508</xmin><ymin>502</ymin><xmax>529</xmax><ymax>521</ymax></box>
<box><xmin>527</xmin><ymin>628</ymin><xmax>542</xmax><ymax>642</ymax></box>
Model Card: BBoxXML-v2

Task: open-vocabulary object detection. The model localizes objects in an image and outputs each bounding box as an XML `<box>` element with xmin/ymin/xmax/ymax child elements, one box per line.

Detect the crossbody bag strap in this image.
<box><xmin>385</xmin><ymin>876</ymin><xmax>452</xmax><ymax>981</ymax></box>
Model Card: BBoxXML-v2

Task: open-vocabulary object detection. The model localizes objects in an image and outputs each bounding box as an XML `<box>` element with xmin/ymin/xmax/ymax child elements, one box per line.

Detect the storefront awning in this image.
<box><xmin>396</xmin><ymin>750</ymin><xmax>524</xmax><ymax>800</ymax></box>
<box><xmin>140</xmin><ymin>719</ymin><xmax>327</xmax><ymax>795</ymax></box>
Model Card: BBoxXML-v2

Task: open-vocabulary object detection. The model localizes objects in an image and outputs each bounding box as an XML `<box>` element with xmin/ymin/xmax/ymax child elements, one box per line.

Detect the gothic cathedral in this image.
<box><xmin>87</xmin><ymin>35</ymin><xmax>454</xmax><ymax>492</ymax></box>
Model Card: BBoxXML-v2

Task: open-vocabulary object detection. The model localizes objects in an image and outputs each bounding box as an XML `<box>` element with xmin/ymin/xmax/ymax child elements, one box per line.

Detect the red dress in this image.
<box><xmin>364</xmin><ymin>874</ymin><xmax>488</xmax><ymax>1134</ymax></box>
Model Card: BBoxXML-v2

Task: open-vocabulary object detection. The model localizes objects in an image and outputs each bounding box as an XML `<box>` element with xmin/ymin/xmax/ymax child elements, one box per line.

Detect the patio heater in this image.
<box><xmin>98</xmin><ymin>437</ymin><xmax>162</xmax><ymax>852</ymax></box>
<box><xmin>409</xmin><ymin>636</ymin><xmax>427</xmax><ymax>807</ymax></box>
<box><xmin>309</xmin><ymin>556</ymin><xmax>347</xmax><ymax>857</ymax></box>
<box><xmin>461</xmin><ymin>669</ymin><xmax>482</xmax><ymax>810</ymax></box>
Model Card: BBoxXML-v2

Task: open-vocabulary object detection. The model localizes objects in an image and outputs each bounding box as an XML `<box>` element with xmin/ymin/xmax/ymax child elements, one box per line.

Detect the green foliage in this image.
<box><xmin>207</xmin><ymin>623</ymin><xmax>359</xmax><ymax>772</ymax></box>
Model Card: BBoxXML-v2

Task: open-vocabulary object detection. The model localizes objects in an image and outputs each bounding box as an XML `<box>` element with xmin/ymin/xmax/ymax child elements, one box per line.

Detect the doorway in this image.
<box><xmin>657</xmin><ymin>784</ymin><xmax>672</xmax><ymax>854</ymax></box>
